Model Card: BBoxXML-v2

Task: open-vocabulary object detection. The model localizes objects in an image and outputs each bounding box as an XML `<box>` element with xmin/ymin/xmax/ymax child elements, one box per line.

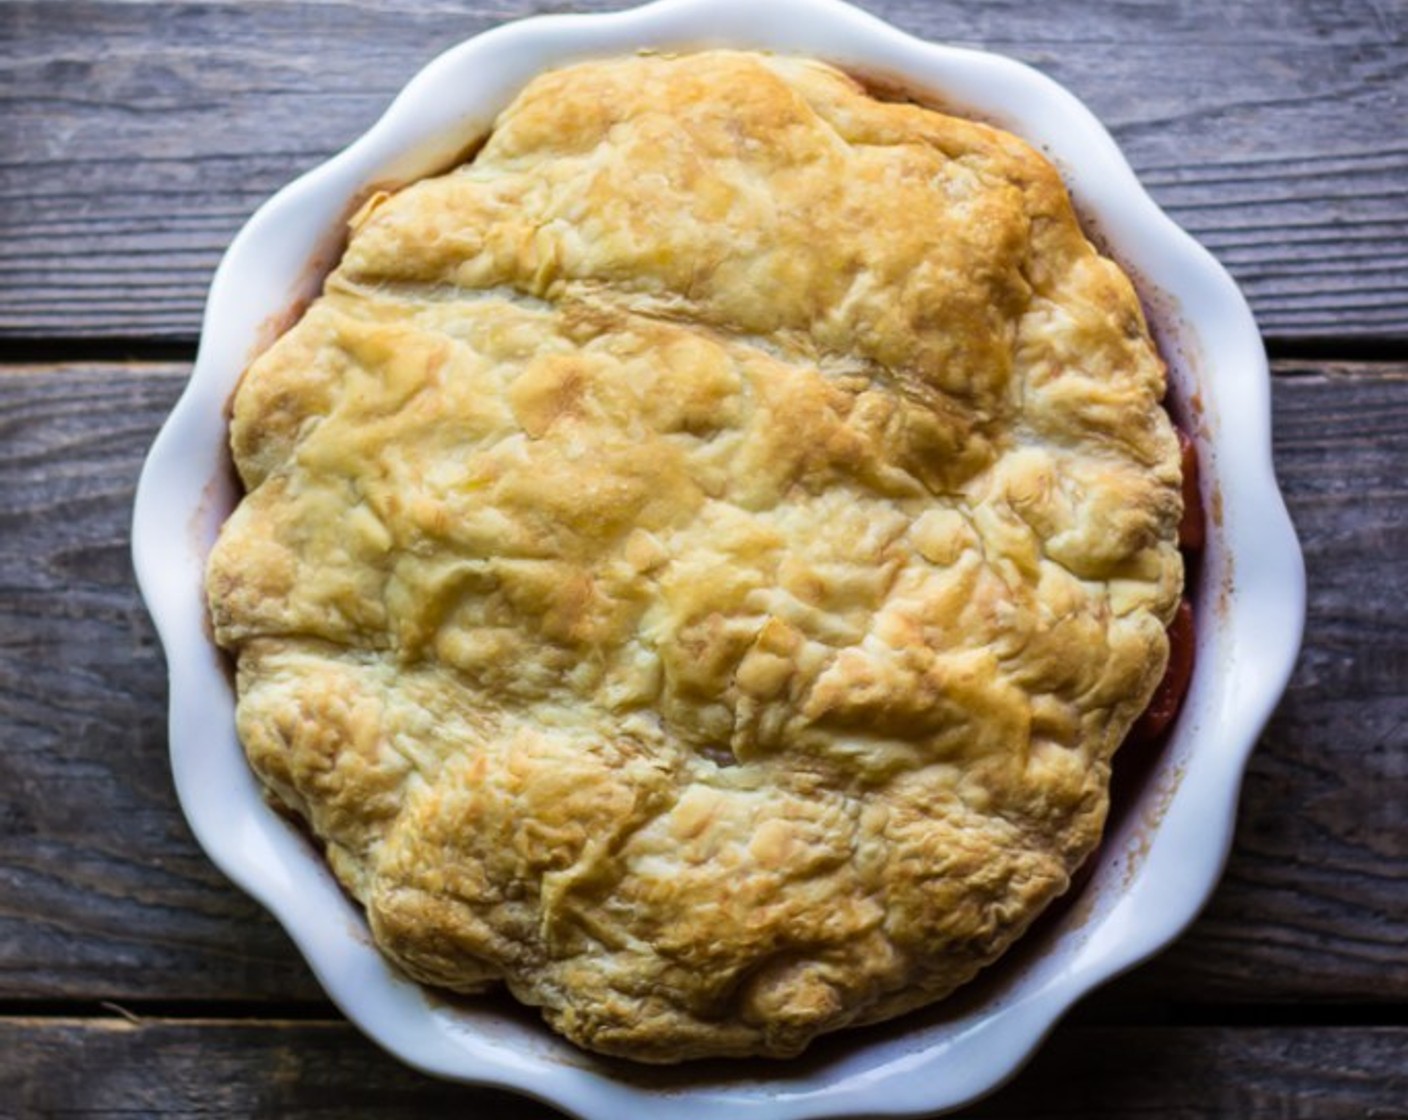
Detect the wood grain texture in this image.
<box><xmin>1</xmin><ymin>0</ymin><xmax>1405</xmax><ymax>341</ymax></box>
<box><xmin>0</xmin><ymin>1018</ymin><xmax>1404</xmax><ymax>1119</ymax></box>
<box><xmin>0</xmin><ymin>363</ymin><xmax>324</xmax><ymax>1001</ymax></box>
<box><xmin>0</xmin><ymin>360</ymin><xmax>1404</xmax><ymax>1006</ymax></box>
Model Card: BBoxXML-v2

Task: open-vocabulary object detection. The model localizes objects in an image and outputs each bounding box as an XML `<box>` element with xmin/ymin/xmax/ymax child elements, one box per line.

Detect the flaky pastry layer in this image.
<box><xmin>207</xmin><ymin>51</ymin><xmax>1183</xmax><ymax>1062</ymax></box>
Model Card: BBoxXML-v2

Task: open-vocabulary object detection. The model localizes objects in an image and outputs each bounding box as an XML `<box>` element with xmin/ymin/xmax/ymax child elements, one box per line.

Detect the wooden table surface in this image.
<box><xmin>2</xmin><ymin>1</ymin><xmax>1406</xmax><ymax>1116</ymax></box>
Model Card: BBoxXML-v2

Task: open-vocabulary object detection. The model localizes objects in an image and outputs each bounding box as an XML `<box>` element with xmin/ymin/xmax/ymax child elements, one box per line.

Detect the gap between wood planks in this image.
<box><xmin>2</xmin><ymin>337</ymin><xmax>1408</xmax><ymax>367</ymax></box>
<box><xmin>0</xmin><ymin>999</ymin><xmax>1405</xmax><ymax>1032</ymax></box>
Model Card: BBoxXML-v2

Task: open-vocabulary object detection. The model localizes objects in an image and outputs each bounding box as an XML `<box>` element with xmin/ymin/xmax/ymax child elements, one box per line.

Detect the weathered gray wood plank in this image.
<box><xmin>0</xmin><ymin>1018</ymin><xmax>1403</xmax><ymax>1118</ymax></box>
<box><xmin>0</xmin><ymin>362</ymin><xmax>325</xmax><ymax>1001</ymax></box>
<box><xmin>0</xmin><ymin>360</ymin><xmax>1404</xmax><ymax>1005</ymax></box>
<box><xmin>1</xmin><ymin>1</ymin><xmax>1405</xmax><ymax>341</ymax></box>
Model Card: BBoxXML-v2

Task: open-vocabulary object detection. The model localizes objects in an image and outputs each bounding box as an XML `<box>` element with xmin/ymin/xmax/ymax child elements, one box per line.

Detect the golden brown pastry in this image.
<box><xmin>206</xmin><ymin>50</ymin><xmax>1183</xmax><ymax>1062</ymax></box>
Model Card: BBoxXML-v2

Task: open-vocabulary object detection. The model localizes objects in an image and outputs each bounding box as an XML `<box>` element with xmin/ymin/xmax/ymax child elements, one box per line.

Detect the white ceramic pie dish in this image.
<box><xmin>131</xmin><ymin>0</ymin><xmax>1305</xmax><ymax>1115</ymax></box>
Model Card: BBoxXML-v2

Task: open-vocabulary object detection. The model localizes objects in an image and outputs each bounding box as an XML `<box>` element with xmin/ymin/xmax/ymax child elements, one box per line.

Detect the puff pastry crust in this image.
<box><xmin>207</xmin><ymin>51</ymin><xmax>1183</xmax><ymax>1062</ymax></box>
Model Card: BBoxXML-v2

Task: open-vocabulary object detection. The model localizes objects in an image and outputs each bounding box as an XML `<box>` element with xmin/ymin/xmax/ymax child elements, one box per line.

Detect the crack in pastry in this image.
<box><xmin>206</xmin><ymin>50</ymin><xmax>1183</xmax><ymax>1062</ymax></box>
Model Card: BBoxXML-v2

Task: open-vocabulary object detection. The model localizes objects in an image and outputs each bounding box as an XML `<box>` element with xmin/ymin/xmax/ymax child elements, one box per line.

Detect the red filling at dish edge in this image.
<box><xmin>1128</xmin><ymin>427</ymin><xmax>1201</xmax><ymax>745</ymax></box>
<box><xmin>1016</xmin><ymin>427</ymin><xmax>1202</xmax><ymax>925</ymax></box>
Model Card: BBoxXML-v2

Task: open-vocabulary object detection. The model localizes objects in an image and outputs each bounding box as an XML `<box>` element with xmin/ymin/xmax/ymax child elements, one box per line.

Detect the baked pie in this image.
<box><xmin>206</xmin><ymin>50</ymin><xmax>1185</xmax><ymax>1062</ymax></box>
